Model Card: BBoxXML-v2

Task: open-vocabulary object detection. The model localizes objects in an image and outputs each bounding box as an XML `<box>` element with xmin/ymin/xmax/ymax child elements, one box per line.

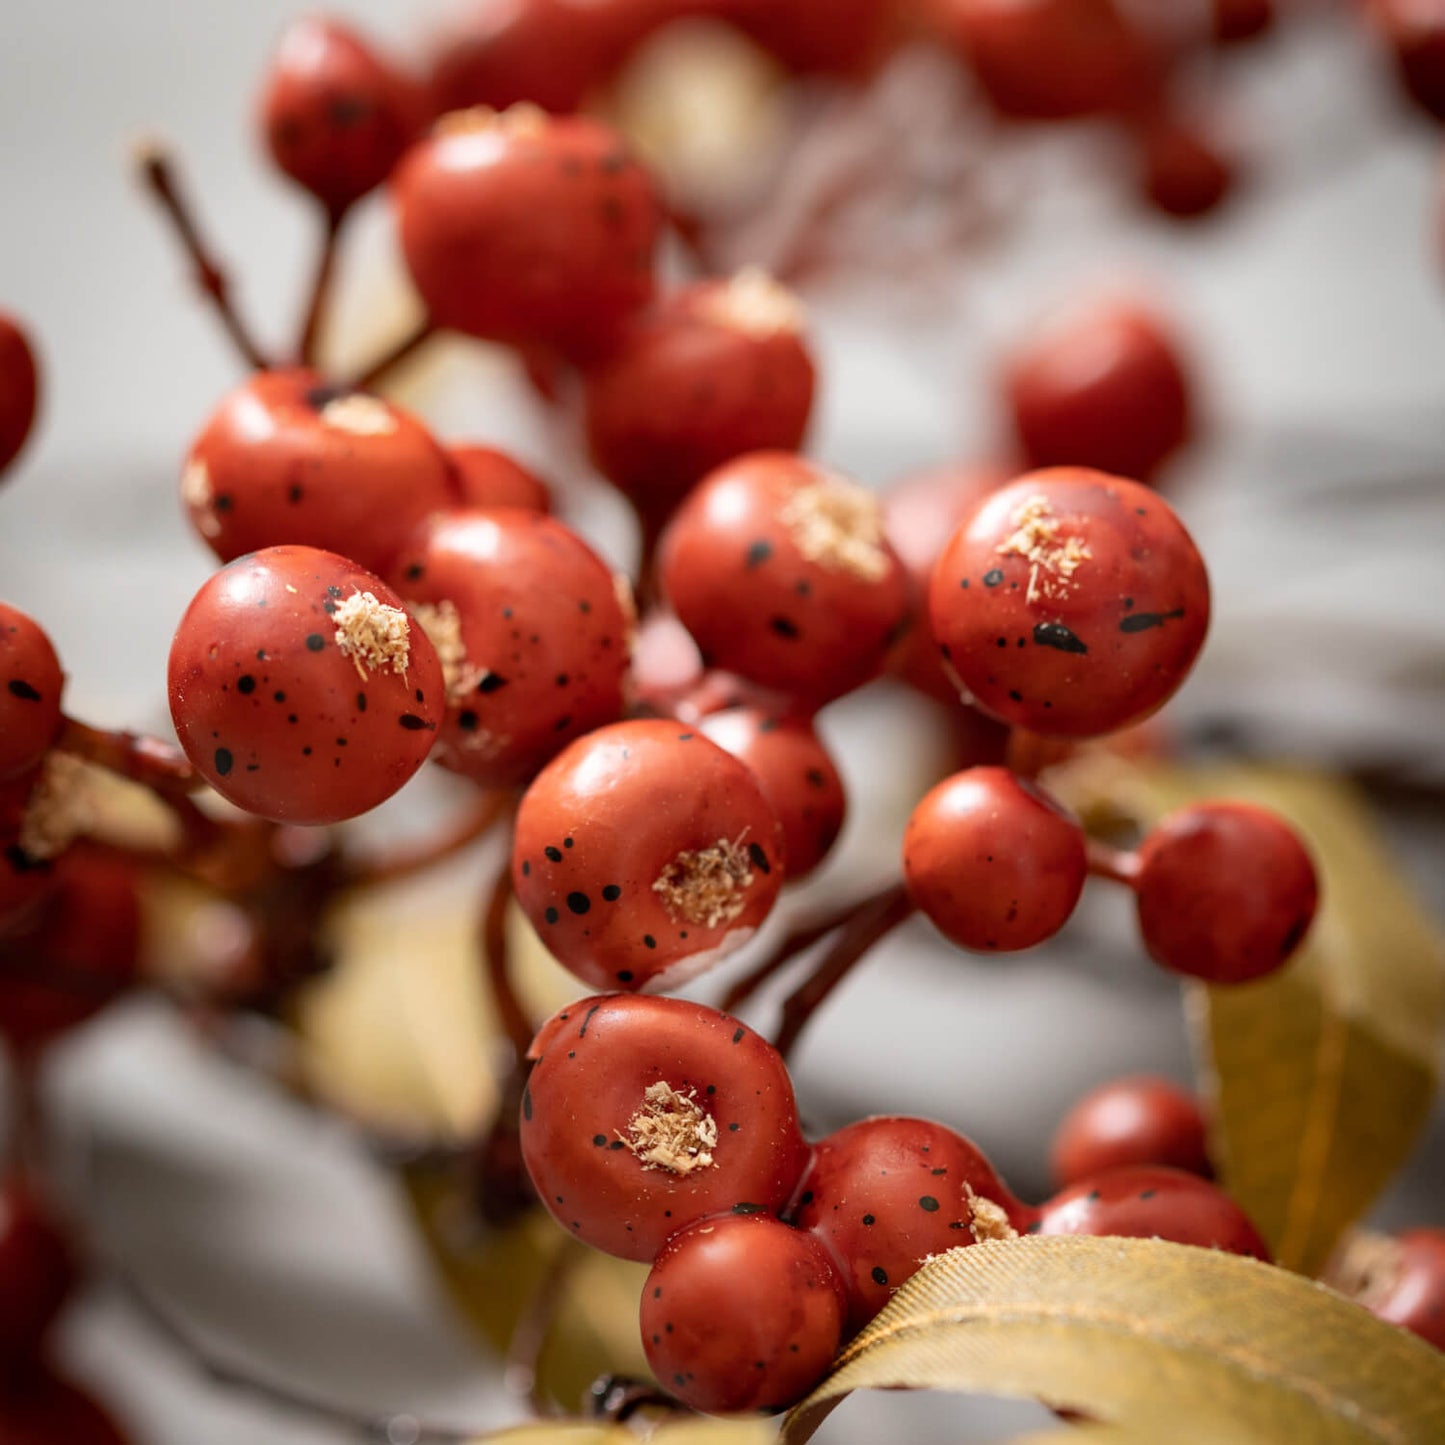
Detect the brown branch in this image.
<box><xmin>135</xmin><ymin>141</ymin><xmax>271</xmax><ymax>371</ymax></box>
<box><xmin>483</xmin><ymin>848</ymin><xmax>532</xmax><ymax>1064</ymax></box>
<box><xmin>774</xmin><ymin>884</ymin><xmax>914</xmax><ymax>1062</ymax></box>
<box><xmin>296</xmin><ymin>207</ymin><xmax>347</xmax><ymax>368</ymax></box>
<box><xmin>340</xmin><ymin>790</ymin><xmax>510</xmax><ymax>890</ymax></box>
<box><xmin>349</xmin><ymin>319</ymin><xmax>438</xmax><ymax>391</ymax></box>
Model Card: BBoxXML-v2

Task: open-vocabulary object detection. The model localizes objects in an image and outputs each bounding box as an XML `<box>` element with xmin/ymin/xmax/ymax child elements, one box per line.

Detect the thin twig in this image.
<box><xmin>135</xmin><ymin>141</ymin><xmax>271</xmax><ymax>371</ymax></box>
<box><xmin>774</xmin><ymin>884</ymin><xmax>914</xmax><ymax>1062</ymax></box>
<box><xmin>349</xmin><ymin>319</ymin><xmax>438</xmax><ymax>391</ymax></box>
<box><xmin>483</xmin><ymin>846</ymin><xmax>532</xmax><ymax>1064</ymax></box>
<box><xmin>340</xmin><ymin>790</ymin><xmax>510</xmax><ymax>891</ymax></box>
<box><xmin>1085</xmin><ymin>838</ymin><xmax>1141</xmax><ymax>887</ymax></box>
<box><xmin>504</xmin><ymin>1236</ymin><xmax>587</xmax><ymax>1415</ymax></box>
<box><xmin>297</xmin><ymin>208</ymin><xmax>347</xmax><ymax>367</ymax></box>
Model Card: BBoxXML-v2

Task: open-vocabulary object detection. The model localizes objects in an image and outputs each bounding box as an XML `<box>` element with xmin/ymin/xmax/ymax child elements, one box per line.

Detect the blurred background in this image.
<box><xmin>0</xmin><ymin>0</ymin><xmax>1442</xmax><ymax>1441</ymax></box>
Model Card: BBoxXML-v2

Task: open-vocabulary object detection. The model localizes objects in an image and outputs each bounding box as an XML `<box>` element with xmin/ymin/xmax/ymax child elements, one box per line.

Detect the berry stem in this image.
<box><xmin>483</xmin><ymin>845</ymin><xmax>532</xmax><ymax>1064</ymax></box>
<box><xmin>340</xmin><ymin>789</ymin><xmax>510</xmax><ymax>890</ymax></box>
<box><xmin>773</xmin><ymin>883</ymin><xmax>914</xmax><ymax>1062</ymax></box>
<box><xmin>296</xmin><ymin>206</ymin><xmax>347</xmax><ymax>368</ymax></box>
<box><xmin>349</xmin><ymin>318</ymin><xmax>438</xmax><ymax>391</ymax></box>
<box><xmin>1086</xmin><ymin>838</ymin><xmax>1142</xmax><ymax>887</ymax></box>
<box><xmin>135</xmin><ymin>142</ymin><xmax>272</xmax><ymax>372</ymax></box>
<box><xmin>503</xmin><ymin>1235</ymin><xmax>586</xmax><ymax>1416</ymax></box>
<box><xmin>1004</xmin><ymin>726</ymin><xmax>1061</xmax><ymax>780</ymax></box>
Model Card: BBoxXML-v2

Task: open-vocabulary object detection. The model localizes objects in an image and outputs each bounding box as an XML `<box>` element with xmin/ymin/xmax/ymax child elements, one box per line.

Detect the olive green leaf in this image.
<box><xmin>475</xmin><ymin>1421</ymin><xmax>777</xmax><ymax>1444</ymax></box>
<box><xmin>1062</xmin><ymin>761</ymin><xmax>1445</xmax><ymax>1276</ymax></box>
<box><xmin>781</xmin><ymin>1237</ymin><xmax>1445</xmax><ymax>1445</ymax></box>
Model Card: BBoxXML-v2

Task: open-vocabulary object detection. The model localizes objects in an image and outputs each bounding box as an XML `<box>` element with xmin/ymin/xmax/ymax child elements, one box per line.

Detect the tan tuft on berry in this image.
<box><xmin>652</xmin><ymin>835</ymin><xmax>755</xmax><ymax>928</ymax></box>
<box><xmin>994</xmin><ymin>494</ymin><xmax>1092</xmax><ymax>605</ymax></box>
<box><xmin>181</xmin><ymin>458</ymin><xmax>222</xmax><ymax>538</ymax></box>
<box><xmin>333</xmin><ymin>591</ymin><xmax>412</xmax><ymax>679</ymax></box>
<box><xmin>432</xmin><ymin>102</ymin><xmax>549</xmax><ymax>140</ymax></box>
<box><xmin>966</xmin><ymin>1186</ymin><xmax>1019</xmax><ymax>1244</ymax></box>
<box><xmin>623</xmin><ymin>1080</ymin><xmax>719</xmax><ymax>1176</ymax></box>
<box><xmin>779</xmin><ymin>478</ymin><xmax>890</xmax><ymax>582</ymax></box>
<box><xmin>697</xmin><ymin>267</ymin><xmax>806</xmax><ymax>339</ymax></box>
<box><xmin>19</xmin><ymin>753</ymin><xmax>93</xmax><ymax>860</ymax></box>
<box><xmin>319</xmin><ymin>394</ymin><xmax>399</xmax><ymax>438</ymax></box>
<box><xmin>411</xmin><ymin>598</ymin><xmax>484</xmax><ymax>700</ymax></box>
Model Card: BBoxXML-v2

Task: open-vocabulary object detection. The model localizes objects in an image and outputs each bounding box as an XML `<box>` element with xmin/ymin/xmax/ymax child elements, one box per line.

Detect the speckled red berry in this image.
<box><xmin>698</xmin><ymin>706</ymin><xmax>846</xmax><ymax>880</ymax></box>
<box><xmin>792</xmin><ymin>1116</ymin><xmax>1030</xmax><ymax>1333</ymax></box>
<box><xmin>660</xmin><ymin>453</ymin><xmax>910</xmax><ymax>707</ymax></box>
<box><xmin>641</xmin><ymin>1212</ymin><xmax>847</xmax><ymax>1413</ymax></box>
<box><xmin>584</xmin><ymin>270</ymin><xmax>816</xmax><ymax>524</ymax></box>
<box><xmin>258</xmin><ymin>16</ymin><xmax>423</xmax><ymax>216</ymax></box>
<box><xmin>168</xmin><ymin>545</ymin><xmax>443</xmax><ymax>824</ymax></box>
<box><xmin>182</xmin><ymin>371</ymin><xmax>457</xmax><ymax>578</ymax></box>
<box><xmin>0</xmin><ymin>314</ymin><xmax>39</xmax><ymax>479</ymax></box>
<box><xmin>1355</xmin><ymin>1229</ymin><xmax>1445</xmax><ymax>1351</ymax></box>
<box><xmin>0</xmin><ymin>605</ymin><xmax>63</xmax><ymax>784</ymax></box>
<box><xmin>0</xmin><ymin>846</ymin><xmax>141</xmax><ymax>1055</ymax></box>
<box><xmin>1034</xmin><ymin>1165</ymin><xmax>1271</xmax><ymax>1260</ymax></box>
<box><xmin>0</xmin><ymin>1370</ymin><xmax>130</xmax><ymax>1444</ymax></box>
<box><xmin>1139</xmin><ymin>117</ymin><xmax>1235</xmax><ymax>221</ymax></box>
<box><xmin>930</xmin><ymin>0</ymin><xmax>1159</xmax><ymax>121</ymax></box>
<box><xmin>520</xmin><ymin>993</ymin><xmax>810</xmax><ymax>1261</ymax></box>
<box><xmin>1134</xmin><ymin>801</ymin><xmax>1319</xmax><ymax>985</ymax></box>
<box><xmin>389</xmin><ymin>509</ymin><xmax>630</xmax><ymax>787</ymax></box>
<box><xmin>1004</xmin><ymin>301</ymin><xmax>1194</xmax><ymax>484</ymax></box>
<box><xmin>1051</xmin><ymin>1075</ymin><xmax>1212</xmax><ymax>1189</ymax></box>
<box><xmin>882</xmin><ymin>462</ymin><xmax>1009</xmax><ymax>702</ymax></box>
<box><xmin>449</xmin><ymin>444</ymin><xmax>551</xmax><ymax>512</ymax></box>
<box><xmin>903</xmin><ymin>766</ymin><xmax>1087</xmax><ymax>953</ymax></box>
<box><xmin>928</xmin><ymin>469</ymin><xmax>1210</xmax><ymax>737</ymax></box>
<box><xmin>393</xmin><ymin>106</ymin><xmax>662</xmax><ymax>360</ymax></box>
<box><xmin>0</xmin><ymin>1180</ymin><xmax>76</xmax><ymax>1368</ymax></box>
<box><xmin>512</xmin><ymin>720</ymin><xmax>783</xmax><ymax>991</ymax></box>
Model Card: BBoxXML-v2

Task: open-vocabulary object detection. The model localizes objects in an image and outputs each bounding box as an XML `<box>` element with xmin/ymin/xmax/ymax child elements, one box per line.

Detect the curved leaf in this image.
<box><xmin>1052</xmin><ymin>760</ymin><xmax>1445</xmax><ymax>1276</ymax></box>
<box><xmin>782</xmin><ymin>1238</ymin><xmax>1445</xmax><ymax>1445</ymax></box>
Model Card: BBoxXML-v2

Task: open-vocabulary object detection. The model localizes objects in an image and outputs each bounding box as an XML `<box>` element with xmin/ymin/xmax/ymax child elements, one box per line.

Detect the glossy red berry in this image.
<box><xmin>168</xmin><ymin>545</ymin><xmax>443</xmax><ymax>825</ymax></box>
<box><xmin>641</xmin><ymin>1213</ymin><xmax>847</xmax><ymax>1413</ymax></box>
<box><xmin>659</xmin><ymin>454</ymin><xmax>910</xmax><ymax>707</ymax></box>
<box><xmin>512</xmin><ymin>720</ymin><xmax>783</xmax><ymax>991</ymax></box>
<box><xmin>1134</xmin><ymin>801</ymin><xmax>1319</xmax><ymax>985</ymax></box>
<box><xmin>1004</xmin><ymin>300</ymin><xmax>1194</xmax><ymax>484</ymax></box>
<box><xmin>1034</xmin><ymin>1165</ymin><xmax>1271</xmax><ymax>1260</ymax></box>
<box><xmin>727</xmin><ymin>0</ymin><xmax>899</xmax><ymax>78</ymax></box>
<box><xmin>449</xmin><ymin>444</ymin><xmax>551</xmax><ymax>513</ymax></box>
<box><xmin>258</xmin><ymin>16</ymin><xmax>423</xmax><ymax>216</ymax></box>
<box><xmin>1371</xmin><ymin>0</ymin><xmax>1445</xmax><ymax>124</ymax></box>
<box><xmin>389</xmin><ymin>509</ymin><xmax>630</xmax><ymax>787</ymax></box>
<box><xmin>928</xmin><ymin>469</ymin><xmax>1211</xmax><ymax>737</ymax></box>
<box><xmin>182</xmin><ymin>371</ymin><xmax>456</xmax><ymax>578</ymax></box>
<box><xmin>1356</xmin><ymin>1229</ymin><xmax>1445</xmax><ymax>1351</ymax></box>
<box><xmin>1139</xmin><ymin>117</ymin><xmax>1235</xmax><ymax>221</ymax></box>
<box><xmin>520</xmin><ymin>994</ymin><xmax>810</xmax><ymax>1261</ymax></box>
<box><xmin>0</xmin><ymin>605</ymin><xmax>64</xmax><ymax>783</ymax></box>
<box><xmin>393</xmin><ymin>106</ymin><xmax>662</xmax><ymax>361</ymax></box>
<box><xmin>0</xmin><ymin>1370</ymin><xmax>130</xmax><ymax>1444</ymax></box>
<box><xmin>0</xmin><ymin>846</ymin><xmax>141</xmax><ymax>1054</ymax></box>
<box><xmin>931</xmin><ymin>0</ymin><xmax>1159</xmax><ymax>121</ymax></box>
<box><xmin>698</xmin><ymin>706</ymin><xmax>847</xmax><ymax>880</ymax></box>
<box><xmin>583</xmin><ymin>270</ymin><xmax>816</xmax><ymax>524</ymax></box>
<box><xmin>0</xmin><ymin>314</ymin><xmax>39</xmax><ymax>479</ymax></box>
<box><xmin>1050</xmin><ymin>1075</ymin><xmax>1212</xmax><ymax>1189</ymax></box>
<box><xmin>0</xmin><ymin>1181</ymin><xmax>76</xmax><ymax>1368</ymax></box>
<box><xmin>903</xmin><ymin>766</ymin><xmax>1087</xmax><ymax>953</ymax></box>
<box><xmin>882</xmin><ymin>462</ymin><xmax>1009</xmax><ymax>702</ymax></box>
<box><xmin>793</xmin><ymin>1116</ymin><xmax>1029</xmax><ymax>1332</ymax></box>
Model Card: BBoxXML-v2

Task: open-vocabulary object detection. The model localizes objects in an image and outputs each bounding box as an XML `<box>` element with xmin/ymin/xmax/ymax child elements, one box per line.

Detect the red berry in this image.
<box><xmin>641</xmin><ymin>1212</ymin><xmax>847</xmax><ymax>1413</ymax></box>
<box><xmin>0</xmin><ymin>1370</ymin><xmax>130</xmax><ymax>1444</ymax></box>
<box><xmin>0</xmin><ymin>314</ymin><xmax>39</xmax><ymax>479</ymax></box>
<box><xmin>393</xmin><ymin>106</ymin><xmax>662</xmax><ymax>361</ymax></box>
<box><xmin>1372</xmin><ymin>0</ymin><xmax>1445</xmax><ymax>124</ymax></box>
<box><xmin>520</xmin><ymin>994</ymin><xmax>810</xmax><ymax>1261</ymax></box>
<box><xmin>882</xmin><ymin>462</ymin><xmax>1009</xmax><ymax>702</ymax></box>
<box><xmin>659</xmin><ymin>453</ymin><xmax>910</xmax><ymax>707</ymax></box>
<box><xmin>727</xmin><ymin>0</ymin><xmax>899</xmax><ymax>77</ymax></box>
<box><xmin>1034</xmin><ymin>1164</ymin><xmax>1271</xmax><ymax>1260</ymax></box>
<box><xmin>0</xmin><ymin>1180</ymin><xmax>76</xmax><ymax>1368</ymax></box>
<box><xmin>1213</xmin><ymin>0</ymin><xmax>1273</xmax><ymax>44</ymax></box>
<box><xmin>698</xmin><ymin>706</ymin><xmax>847</xmax><ymax>880</ymax></box>
<box><xmin>0</xmin><ymin>846</ymin><xmax>142</xmax><ymax>1054</ymax></box>
<box><xmin>182</xmin><ymin>371</ymin><xmax>457</xmax><ymax>578</ymax></box>
<box><xmin>1004</xmin><ymin>300</ymin><xmax>1194</xmax><ymax>484</ymax></box>
<box><xmin>792</xmin><ymin>1116</ymin><xmax>1029</xmax><ymax>1332</ymax></box>
<box><xmin>1356</xmin><ymin>1228</ymin><xmax>1445</xmax><ymax>1351</ymax></box>
<box><xmin>930</xmin><ymin>0</ymin><xmax>1160</xmax><ymax>121</ymax></box>
<box><xmin>389</xmin><ymin>509</ymin><xmax>630</xmax><ymax>788</ymax></box>
<box><xmin>1139</xmin><ymin>116</ymin><xmax>1235</xmax><ymax>221</ymax></box>
<box><xmin>583</xmin><ymin>270</ymin><xmax>816</xmax><ymax>525</ymax></box>
<box><xmin>167</xmin><ymin>545</ymin><xmax>443</xmax><ymax>825</ymax></box>
<box><xmin>512</xmin><ymin>720</ymin><xmax>783</xmax><ymax>991</ymax></box>
<box><xmin>1134</xmin><ymin>801</ymin><xmax>1319</xmax><ymax>985</ymax></box>
<box><xmin>0</xmin><ymin>772</ymin><xmax>56</xmax><ymax>938</ymax></box>
<box><xmin>449</xmin><ymin>444</ymin><xmax>551</xmax><ymax>513</ymax></box>
<box><xmin>1050</xmin><ymin>1075</ymin><xmax>1212</xmax><ymax>1189</ymax></box>
<box><xmin>928</xmin><ymin>469</ymin><xmax>1211</xmax><ymax>737</ymax></box>
<box><xmin>258</xmin><ymin>16</ymin><xmax>423</xmax><ymax>216</ymax></box>
<box><xmin>429</xmin><ymin>0</ymin><xmax>667</xmax><ymax>116</ymax></box>
<box><xmin>0</xmin><ymin>605</ymin><xmax>63</xmax><ymax>783</ymax></box>
<box><xmin>903</xmin><ymin>766</ymin><xmax>1087</xmax><ymax>952</ymax></box>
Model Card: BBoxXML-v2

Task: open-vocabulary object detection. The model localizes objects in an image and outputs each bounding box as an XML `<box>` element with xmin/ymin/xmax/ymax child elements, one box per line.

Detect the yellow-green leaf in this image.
<box><xmin>782</xmin><ymin>1237</ymin><xmax>1445</xmax><ymax>1445</ymax></box>
<box><xmin>477</xmin><ymin>1423</ymin><xmax>777</xmax><ymax>1445</ymax></box>
<box><xmin>1051</xmin><ymin>760</ymin><xmax>1445</xmax><ymax>1277</ymax></box>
